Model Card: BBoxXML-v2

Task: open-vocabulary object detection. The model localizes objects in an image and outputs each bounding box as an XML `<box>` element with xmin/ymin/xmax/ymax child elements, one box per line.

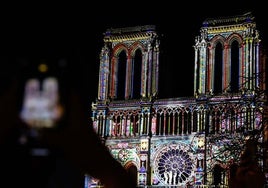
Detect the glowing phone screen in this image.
<box><xmin>20</xmin><ymin>77</ymin><xmax>63</xmax><ymax>128</ymax></box>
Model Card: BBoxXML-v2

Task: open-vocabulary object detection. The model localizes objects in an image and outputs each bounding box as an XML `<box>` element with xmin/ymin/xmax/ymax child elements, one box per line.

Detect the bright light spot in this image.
<box><xmin>38</xmin><ymin>63</ymin><xmax>48</xmax><ymax>73</ymax></box>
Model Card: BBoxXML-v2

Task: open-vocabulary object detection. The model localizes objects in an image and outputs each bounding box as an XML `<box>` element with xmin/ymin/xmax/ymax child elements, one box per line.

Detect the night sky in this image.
<box><xmin>1</xmin><ymin>2</ymin><xmax>267</xmax><ymax>107</ymax></box>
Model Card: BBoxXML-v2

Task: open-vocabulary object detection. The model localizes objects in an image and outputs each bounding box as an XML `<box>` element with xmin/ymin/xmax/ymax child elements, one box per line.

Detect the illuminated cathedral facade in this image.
<box><xmin>86</xmin><ymin>13</ymin><xmax>268</xmax><ymax>187</ymax></box>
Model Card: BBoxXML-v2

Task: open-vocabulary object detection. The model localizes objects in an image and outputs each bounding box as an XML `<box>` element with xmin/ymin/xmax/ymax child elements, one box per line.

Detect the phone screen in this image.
<box><xmin>19</xmin><ymin>76</ymin><xmax>63</xmax><ymax>129</ymax></box>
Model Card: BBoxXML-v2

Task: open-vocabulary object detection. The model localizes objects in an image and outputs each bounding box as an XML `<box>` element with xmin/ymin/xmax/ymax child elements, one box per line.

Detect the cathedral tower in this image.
<box><xmin>97</xmin><ymin>25</ymin><xmax>159</xmax><ymax>101</ymax></box>
<box><xmin>193</xmin><ymin>12</ymin><xmax>264</xmax><ymax>95</ymax></box>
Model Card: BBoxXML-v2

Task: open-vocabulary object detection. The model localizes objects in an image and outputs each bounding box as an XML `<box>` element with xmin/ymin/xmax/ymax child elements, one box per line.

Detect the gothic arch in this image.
<box><xmin>208</xmin><ymin>35</ymin><xmax>225</xmax><ymax>93</ymax></box>
<box><xmin>130</xmin><ymin>45</ymin><xmax>144</xmax><ymax>99</ymax></box>
<box><xmin>226</xmin><ymin>33</ymin><xmax>243</xmax><ymax>46</ymax></box>
<box><xmin>124</xmin><ymin>161</ymin><xmax>138</xmax><ymax>185</ymax></box>
<box><xmin>226</xmin><ymin>33</ymin><xmax>243</xmax><ymax>92</ymax></box>
<box><xmin>212</xmin><ymin>163</ymin><xmax>225</xmax><ymax>186</ymax></box>
<box><xmin>112</xmin><ymin>44</ymin><xmax>129</xmax><ymax>57</ymax></box>
<box><xmin>206</xmin><ymin>33</ymin><xmax>244</xmax><ymax>93</ymax></box>
<box><xmin>130</xmin><ymin>42</ymin><xmax>145</xmax><ymax>56</ymax></box>
<box><xmin>128</xmin><ymin>43</ymin><xmax>145</xmax><ymax>99</ymax></box>
<box><xmin>210</xmin><ymin>35</ymin><xmax>225</xmax><ymax>48</ymax></box>
<box><xmin>108</xmin><ymin>44</ymin><xmax>129</xmax><ymax>99</ymax></box>
<box><xmin>111</xmin><ymin>43</ymin><xmax>147</xmax><ymax>99</ymax></box>
<box><xmin>124</xmin><ymin>161</ymin><xmax>139</xmax><ymax>173</ymax></box>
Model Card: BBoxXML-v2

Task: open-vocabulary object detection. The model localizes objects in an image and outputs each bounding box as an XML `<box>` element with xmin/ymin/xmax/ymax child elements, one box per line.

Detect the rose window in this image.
<box><xmin>118</xmin><ymin>149</ymin><xmax>129</xmax><ymax>162</ymax></box>
<box><xmin>154</xmin><ymin>144</ymin><xmax>194</xmax><ymax>185</ymax></box>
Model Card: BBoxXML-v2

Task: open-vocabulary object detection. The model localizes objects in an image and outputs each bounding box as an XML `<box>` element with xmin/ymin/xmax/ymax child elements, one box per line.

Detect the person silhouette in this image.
<box><xmin>234</xmin><ymin>139</ymin><xmax>265</xmax><ymax>188</ymax></box>
<box><xmin>0</xmin><ymin>76</ymin><xmax>136</xmax><ymax>188</ymax></box>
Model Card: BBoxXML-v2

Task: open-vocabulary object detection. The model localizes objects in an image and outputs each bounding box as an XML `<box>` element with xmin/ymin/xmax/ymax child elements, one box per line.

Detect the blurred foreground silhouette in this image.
<box><xmin>229</xmin><ymin>139</ymin><xmax>265</xmax><ymax>188</ymax></box>
<box><xmin>0</xmin><ymin>73</ymin><xmax>136</xmax><ymax>188</ymax></box>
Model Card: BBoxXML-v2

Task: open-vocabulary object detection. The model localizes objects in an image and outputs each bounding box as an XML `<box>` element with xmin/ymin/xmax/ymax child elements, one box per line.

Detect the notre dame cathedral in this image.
<box><xmin>85</xmin><ymin>12</ymin><xmax>268</xmax><ymax>187</ymax></box>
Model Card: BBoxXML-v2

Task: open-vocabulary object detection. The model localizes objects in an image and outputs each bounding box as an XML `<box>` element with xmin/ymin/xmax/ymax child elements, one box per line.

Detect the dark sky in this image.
<box><xmin>1</xmin><ymin>2</ymin><xmax>267</xmax><ymax>106</ymax></box>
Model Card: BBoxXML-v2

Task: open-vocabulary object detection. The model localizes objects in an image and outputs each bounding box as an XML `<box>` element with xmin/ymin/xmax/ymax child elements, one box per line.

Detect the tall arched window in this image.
<box><xmin>132</xmin><ymin>49</ymin><xmax>142</xmax><ymax>99</ymax></box>
<box><xmin>230</xmin><ymin>40</ymin><xmax>239</xmax><ymax>92</ymax></box>
<box><xmin>196</xmin><ymin>50</ymin><xmax>200</xmax><ymax>93</ymax></box>
<box><xmin>214</xmin><ymin>42</ymin><xmax>223</xmax><ymax>94</ymax></box>
<box><xmin>127</xmin><ymin>165</ymin><xmax>138</xmax><ymax>185</ymax></box>
<box><xmin>117</xmin><ymin>50</ymin><xmax>127</xmax><ymax>99</ymax></box>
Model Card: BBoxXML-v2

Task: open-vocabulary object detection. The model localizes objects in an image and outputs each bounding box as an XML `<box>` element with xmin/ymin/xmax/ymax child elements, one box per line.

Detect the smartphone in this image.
<box><xmin>19</xmin><ymin>76</ymin><xmax>63</xmax><ymax>129</ymax></box>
